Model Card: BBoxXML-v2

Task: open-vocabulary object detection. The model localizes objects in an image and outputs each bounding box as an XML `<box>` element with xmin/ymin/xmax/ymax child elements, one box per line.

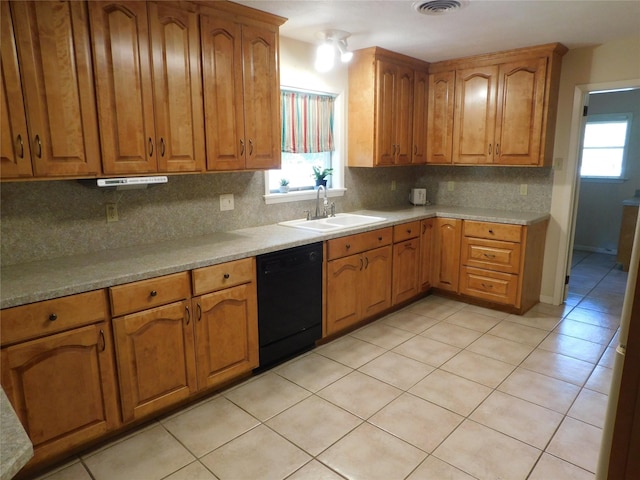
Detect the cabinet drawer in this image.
<box><xmin>327</xmin><ymin>227</ymin><xmax>393</xmax><ymax>260</ymax></box>
<box><xmin>192</xmin><ymin>257</ymin><xmax>255</xmax><ymax>296</ymax></box>
<box><xmin>459</xmin><ymin>266</ymin><xmax>518</xmax><ymax>306</ymax></box>
<box><xmin>461</xmin><ymin>237</ymin><xmax>521</xmax><ymax>274</ymax></box>
<box><xmin>463</xmin><ymin>221</ymin><xmax>522</xmax><ymax>243</ymax></box>
<box><xmin>110</xmin><ymin>272</ymin><xmax>191</xmax><ymax>317</ymax></box>
<box><xmin>393</xmin><ymin>221</ymin><xmax>421</xmax><ymax>242</ymax></box>
<box><xmin>1</xmin><ymin>290</ymin><xmax>108</xmax><ymax>346</ymax></box>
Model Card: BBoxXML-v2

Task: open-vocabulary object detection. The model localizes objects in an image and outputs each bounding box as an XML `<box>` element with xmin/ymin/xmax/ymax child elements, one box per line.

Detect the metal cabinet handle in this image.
<box><xmin>224</xmin><ymin>273</ymin><xmax>230</xmax><ymax>279</ymax></box>
<box><xmin>197</xmin><ymin>303</ymin><xmax>202</xmax><ymax>321</ymax></box>
<box><xmin>148</xmin><ymin>137</ymin><xmax>154</xmax><ymax>156</ymax></box>
<box><xmin>249</xmin><ymin>139</ymin><xmax>253</xmax><ymax>155</ymax></box>
<box><xmin>345</xmin><ymin>244</ymin><xmax>351</xmax><ymax>249</ymax></box>
<box><xmin>35</xmin><ymin>134</ymin><xmax>42</xmax><ymax>158</ymax></box>
<box><xmin>99</xmin><ymin>329</ymin><xmax>106</xmax><ymax>351</ymax></box>
<box><xmin>414</xmin><ymin>145</ymin><xmax>417</xmax><ymax>155</ymax></box>
<box><xmin>496</xmin><ymin>144</ymin><xmax>500</xmax><ymax>156</ymax></box>
<box><xmin>407</xmin><ymin>229</ymin><xmax>412</xmax><ymax>234</ymax></box>
<box><xmin>378</xmin><ymin>236</ymin><xmax>383</xmax><ymax>241</ymax></box>
<box><xmin>488</xmin><ymin>144</ymin><xmax>492</xmax><ymax>155</ymax></box>
<box><xmin>481</xmin><ymin>283</ymin><xmax>494</xmax><ymax>289</ymax></box>
<box><xmin>240</xmin><ymin>139</ymin><xmax>245</xmax><ymax>156</ymax></box>
<box><xmin>150</xmin><ymin>290</ymin><xmax>158</xmax><ymax>297</ymax></box>
<box><xmin>160</xmin><ymin>138</ymin><xmax>166</xmax><ymax>157</ymax></box>
<box><xmin>422</xmin><ymin>223</ymin><xmax>427</xmax><ymax>234</ymax></box>
<box><xmin>49</xmin><ymin>313</ymin><xmax>58</xmax><ymax>322</ymax></box>
<box><xmin>488</xmin><ymin>229</ymin><xmax>494</xmax><ymax>235</ymax></box>
<box><xmin>364</xmin><ymin>256</ymin><xmax>369</xmax><ymax>269</ymax></box>
<box><xmin>185</xmin><ymin>305</ymin><xmax>191</xmax><ymax>325</ymax></box>
<box><xmin>17</xmin><ymin>134</ymin><xmax>24</xmax><ymax>158</ymax></box>
<box><xmin>359</xmin><ymin>257</ymin><xmax>364</xmax><ymax>270</ymax></box>
<box><xmin>483</xmin><ymin>253</ymin><xmax>496</xmax><ymax>259</ymax></box>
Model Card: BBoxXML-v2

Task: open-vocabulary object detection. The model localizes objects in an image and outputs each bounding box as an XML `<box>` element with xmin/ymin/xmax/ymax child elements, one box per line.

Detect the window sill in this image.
<box><xmin>580</xmin><ymin>177</ymin><xmax>628</xmax><ymax>184</ymax></box>
<box><xmin>264</xmin><ymin>188</ymin><xmax>346</xmax><ymax>205</ymax></box>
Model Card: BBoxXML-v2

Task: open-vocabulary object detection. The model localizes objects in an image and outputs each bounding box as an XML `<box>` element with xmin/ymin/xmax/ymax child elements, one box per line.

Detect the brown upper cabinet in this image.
<box><xmin>90</xmin><ymin>1</ymin><xmax>205</xmax><ymax>175</ymax></box>
<box><xmin>1</xmin><ymin>1</ymin><xmax>101</xmax><ymax>179</ymax></box>
<box><xmin>348</xmin><ymin>47</ymin><xmax>429</xmax><ymax>167</ymax></box>
<box><xmin>412</xmin><ymin>70</ymin><xmax>429</xmax><ymax>165</ymax></box>
<box><xmin>426</xmin><ymin>70</ymin><xmax>456</xmax><ymax>164</ymax></box>
<box><xmin>200</xmin><ymin>12</ymin><xmax>281</xmax><ymax>170</ymax></box>
<box><xmin>430</xmin><ymin>43</ymin><xmax>567</xmax><ymax>167</ymax></box>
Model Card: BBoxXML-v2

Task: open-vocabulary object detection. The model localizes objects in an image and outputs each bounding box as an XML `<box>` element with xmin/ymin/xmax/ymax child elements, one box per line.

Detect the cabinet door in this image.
<box><xmin>432</xmin><ymin>218</ymin><xmax>461</xmax><ymax>292</ymax></box>
<box><xmin>194</xmin><ymin>283</ymin><xmax>258</xmax><ymax>390</ymax></box>
<box><xmin>362</xmin><ymin>245</ymin><xmax>393</xmax><ymax>318</ymax></box>
<box><xmin>412</xmin><ymin>70</ymin><xmax>428</xmax><ymax>164</ymax></box>
<box><xmin>90</xmin><ymin>1</ymin><xmax>157</xmax><ymax>174</ymax></box>
<box><xmin>326</xmin><ymin>254</ymin><xmax>361</xmax><ymax>335</ymax></box>
<box><xmin>392</xmin><ymin>238</ymin><xmax>420</xmax><ymax>305</ymax></box>
<box><xmin>242</xmin><ymin>24</ymin><xmax>281</xmax><ymax>170</ymax></box>
<box><xmin>494</xmin><ymin>58</ymin><xmax>547</xmax><ymax>165</ymax></box>
<box><xmin>149</xmin><ymin>2</ymin><xmax>204</xmax><ymax>173</ymax></box>
<box><xmin>376</xmin><ymin>60</ymin><xmax>397</xmax><ymax>166</ymax></box>
<box><xmin>113</xmin><ymin>301</ymin><xmax>196</xmax><ymax>422</ymax></box>
<box><xmin>395</xmin><ymin>65</ymin><xmax>414</xmax><ymax>165</ymax></box>
<box><xmin>1</xmin><ymin>1</ymin><xmax>32</xmax><ymax>179</ymax></box>
<box><xmin>420</xmin><ymin>218</ymin><xmax>434</xmax><ymax>291</ymax></box>
<box><xmin>1</xmin><ymin>323</ymin><xmax>119</xmax><ymax>462</ymax></box>
<box><xmin>201</xmin><ymin>15</ymin><xmax>245</xmax><ymax>171</ymax></box>
<box><xmin>453</xmin><ymin>66</ymin><xmax>498</xmax><ymax>164</ymax></box>
<box><xmin>11</xmin><ymin>1</ymin><xmax>100</xmax><ymax>177</ymax></box>
<box><xmin>426</xmin><ymin>70</ymin><xmax>455</xmax><ymax>164</ymax></box>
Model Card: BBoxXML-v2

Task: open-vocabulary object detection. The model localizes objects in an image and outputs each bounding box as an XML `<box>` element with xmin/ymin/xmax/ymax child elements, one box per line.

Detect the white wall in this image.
<box><xmin>541</xmin><ymin>34</ymin><xmax>640</xmax><ymax>303</ymax></box>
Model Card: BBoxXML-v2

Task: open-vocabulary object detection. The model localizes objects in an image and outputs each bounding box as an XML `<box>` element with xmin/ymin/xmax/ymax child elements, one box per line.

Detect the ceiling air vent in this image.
<box><xmin>413</xmin><ymin>0</ymin><xmax>468</xmax><ymax>15</ymax></box>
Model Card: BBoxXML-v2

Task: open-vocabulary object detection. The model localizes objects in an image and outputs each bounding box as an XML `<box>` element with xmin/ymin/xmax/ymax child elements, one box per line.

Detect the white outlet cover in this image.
<box><xmin>220</xmin><ymin>194</ymin><xmax>234</xmax><ymax>211</ymax></box>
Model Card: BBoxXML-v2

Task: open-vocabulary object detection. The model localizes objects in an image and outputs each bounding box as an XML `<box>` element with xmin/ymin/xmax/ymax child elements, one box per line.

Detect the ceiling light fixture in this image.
<box><xmin>315</xmin><ymin>30</ymin><xmax>353</xmax><ymax>72</ymax></box>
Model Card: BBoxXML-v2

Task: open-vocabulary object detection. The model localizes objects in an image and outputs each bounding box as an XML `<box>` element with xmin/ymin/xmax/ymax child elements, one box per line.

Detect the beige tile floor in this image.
<box><xmin>35</xmin><ymin>252</ymin><xmax>626</xmax><ymax>480</ymax></box>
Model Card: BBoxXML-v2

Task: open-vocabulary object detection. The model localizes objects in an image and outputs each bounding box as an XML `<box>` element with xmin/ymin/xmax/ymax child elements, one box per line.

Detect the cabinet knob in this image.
<box><xmin>407</xmin><ymin>229</ymin><xmax>412</xmax><ymax>234</ymax></box>
<box><xmin>224</xmin><ymin>273</ymin><xmax>230</xmax><ymax>279</ymax></box>
<box><xmin>49</xmin><ymin>313</ymin><xmax>58</xmax><ymax>322</ymax></box>
<box><xmin>488</xmin><ymin>229</ymin><xmax>494</xmax><ymax>235</ymax></box>
<box><xmin>378</xmin><ymin>236</ymin><xmax>383</xmax><ymax>241</ymax></box>
<box><xmin>346</xmin><ymin>244</ymin><xmax>351</xmax><ymax>249</ymax></box>
<box><xmin>150</xmin><ymin>290</ymin><xmax>158</xmax><ymax>297</ymax></box>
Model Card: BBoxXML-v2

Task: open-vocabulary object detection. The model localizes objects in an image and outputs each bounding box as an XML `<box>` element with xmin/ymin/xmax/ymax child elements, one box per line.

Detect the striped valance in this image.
<box><xmin>281</xmin><ymin>90</ymin><xmax>335</xmax><ymax>153</ymax></box>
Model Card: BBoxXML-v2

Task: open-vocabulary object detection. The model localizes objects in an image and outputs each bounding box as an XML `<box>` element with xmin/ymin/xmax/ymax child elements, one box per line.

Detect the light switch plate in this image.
<box><xmin>520</xmin><ymin>184</ymin><xmax>528</xmax><ymax>196</ymax></box>
<box><xmin>447</xmin><ymin>181</ymin><xmax>454</xmax><ymax>192</ymax></box>
<box><xmin>220</xmin><ymin>194</ymin><xmax>234</xmax><ymax>211</ymax></box>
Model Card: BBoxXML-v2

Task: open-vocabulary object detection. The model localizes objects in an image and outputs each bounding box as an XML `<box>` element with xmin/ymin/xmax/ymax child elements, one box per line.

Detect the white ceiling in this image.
<box><xmin>235</xmin><ymin>0</ymin><xmax>640</xmax><ymax>62</ymax></box>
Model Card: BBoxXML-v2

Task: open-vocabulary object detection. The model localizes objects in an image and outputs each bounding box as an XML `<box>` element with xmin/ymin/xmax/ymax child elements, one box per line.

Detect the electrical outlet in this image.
<box><xmin>391</xmin><ymin>180</ymin><xmax>396</xmax><ymax>191</ymax></box>
<box><xmin>106</xmin><ymin>203</ymin><xmax>118</xmax><ymax>222</ymax></box>
<box><xmin>520</xmin><ymin>184</ymin><xmax>528</xmax><ymax>196</ymax></box>
<box><xmin>554</xmin><ymin>157</ymin><xmax>564</xmax><ymax>170</ymax></box>
<box><xmin>447</xmin><ymin>181</ymin><xmax>454</xmax><ymax>192</ymax></box>
<box><xmin>220</xmin><ymin>193</ymin><xmax>234</xmax><ymax>211</ymax></box>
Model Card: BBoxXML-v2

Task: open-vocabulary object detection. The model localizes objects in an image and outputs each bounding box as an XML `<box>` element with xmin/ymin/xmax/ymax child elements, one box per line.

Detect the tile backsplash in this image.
<box><xmin>0</xmin><ymin>166</ymin><xmax>553</xmax><ymax>265</ymax></box>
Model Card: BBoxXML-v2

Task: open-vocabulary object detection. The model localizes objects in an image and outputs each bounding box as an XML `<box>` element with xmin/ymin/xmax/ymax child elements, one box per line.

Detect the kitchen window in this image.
<box><xmin>580</xmin><ymin>113</ymin><xmax>632</xmax><ymax>180</ymax></box>
<box><xmin>265</xmin><ymin>89</ymin><xmax>346</xmax><ymax>204</ymax></box>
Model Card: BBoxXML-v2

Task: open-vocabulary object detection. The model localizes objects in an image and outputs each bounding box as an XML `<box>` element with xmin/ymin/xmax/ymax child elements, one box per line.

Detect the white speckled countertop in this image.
<box><xmin>0</xmin><ymin>387</ymin><xmax>33</xmax><ymax>480</ymax></box>
<box><xmin>0</xmin><ymin>206</ymin><xmax>549</xmax><ymax>309</ymax></box>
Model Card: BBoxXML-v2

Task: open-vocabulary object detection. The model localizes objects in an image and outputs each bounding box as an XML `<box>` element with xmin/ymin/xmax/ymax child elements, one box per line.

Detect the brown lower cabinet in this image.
<box><xmin>432</xmin><ymin>217</ymin><xmax>462</xmax><ymax>292</ymax></box>
<box><xmin>0</xmin><ymin>291</ymin><xmax>120</xmax><ymax>468</ymax></box>
<box><xmin>392</xmin><ymin>221</ymin><xmax>421</xmax><ymax>304</ymax></box>
<box><xmin>326</xmin><ymin>228</ymin><xmax>393</xmax><ymax>336</ymax></box>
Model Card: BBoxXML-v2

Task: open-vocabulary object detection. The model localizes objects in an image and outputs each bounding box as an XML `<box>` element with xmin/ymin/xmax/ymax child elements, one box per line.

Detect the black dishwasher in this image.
<box><xmin>256</xmin><ymin>242</ymin><xmax>323</xmax><ymax>368</ymax></box>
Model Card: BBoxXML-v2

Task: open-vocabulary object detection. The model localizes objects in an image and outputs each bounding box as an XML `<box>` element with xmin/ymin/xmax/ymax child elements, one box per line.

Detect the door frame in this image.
<box><xmin>549</xmin><ymin>78</ymin><xmax>640</xmax><ymax>305</ymax></box>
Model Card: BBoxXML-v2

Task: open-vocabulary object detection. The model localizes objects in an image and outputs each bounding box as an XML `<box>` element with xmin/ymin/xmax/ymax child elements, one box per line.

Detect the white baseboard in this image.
<box><xmin>573</xmin><ymin>245</ymin><xmax>618</xmax><ymax>255</ymax></box>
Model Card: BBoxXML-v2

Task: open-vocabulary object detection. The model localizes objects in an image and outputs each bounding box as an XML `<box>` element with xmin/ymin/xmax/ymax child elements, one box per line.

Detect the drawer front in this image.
<box><xmin>459</xmin><ymin>266</ymin><xmax>518</xmax><ymax>306</ymax></box>
<box><xmin>463</xmin><ymin>220</ymin><xmax>522</xmax><ymax>243</ymax></box>
<box><xmin>110</xmin><ymin>272</ymin><xmax>191</xmax><ymax>317</ymax></box>
<box><xmin>192</xmin><ymin>257</ymin><xmax>255</xmax><ymax>296</ymax></box>
<box><xmin>393</xmin><ymin>221</ymin><xmax>421</xmax><ymax>242</ymax></box>
<box><xmin>327</xmin><ymin>227</ymin><xmax>393</xmax><ymax>260</ymax></box>
<box><xmin>461</xmin><ymin>237</ymin><xmax>521</xmax><ymax>274</ymax></box>
<box><xmin>1</xmin><ymin>290</ymin><xmax>108</xmax><ymax>346</ymax></box>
